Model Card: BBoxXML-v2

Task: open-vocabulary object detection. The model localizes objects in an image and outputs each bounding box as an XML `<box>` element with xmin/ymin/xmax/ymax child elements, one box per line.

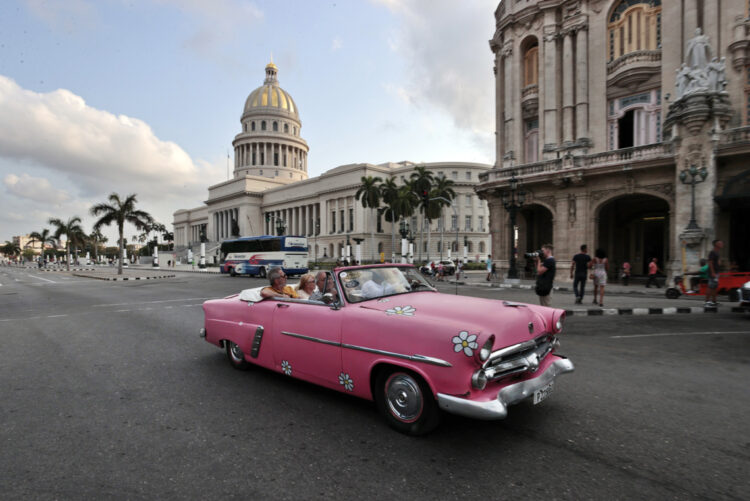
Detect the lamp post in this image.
<box><xmin>345</xmin><ymin>233</ymin><xmax>351</xmax><ymax>263</ymax></box>
<box><xmin>679</xmin><ymin>165</ymin><xmax>708</xmax><ymax>230</ymax></box>
<box><xmin>399</xmin><ymin>219</ymin><xmax>410</xmax><ymax>264</ymax></box>
<box><xmin>353</xmin><ymin>237</ymin><xmax>364</xmax><ymax>264</ymax></box>
<box><xmin>314</xmin><ymin>220</ymin><xmax>320</xmax><ymax>267</ymax></box>
<box><xmin>275</xmin><ymin>218</ymin><xmax>286</xmax><ymax>236</ymax></box>
<box><xmin>500</xmin><ymin>171</ymin><xmax>526</xmax><ymax>279</ymax></box>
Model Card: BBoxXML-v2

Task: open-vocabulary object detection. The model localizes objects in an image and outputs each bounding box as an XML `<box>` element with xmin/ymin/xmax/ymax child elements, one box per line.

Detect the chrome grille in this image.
<box><xmin>482</xmin><ymin>335</ymin><xmax>556</xmax><ymax>382</ymax></box>
<box><xmin>741</xmin><ymin>287</ymin><xmax>750</xmax><ymax>302</ymax></box>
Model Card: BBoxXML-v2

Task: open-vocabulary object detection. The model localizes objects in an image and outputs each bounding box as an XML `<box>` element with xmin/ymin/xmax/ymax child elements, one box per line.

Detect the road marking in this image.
<box><xmin>612</xmin><ymin>331</ymin><xmax>749</xmax><ymax>339</ymax></box>
<box><xmin>115</xmin><ymin>309</ymin><xmax>131</xmax><ymax>312</ymax></box>
<box><xmin>27</xmin><ymin>274</ymin><xmax>56</xmax><ymax>283</ymax></box>
<box><xmin>47</xmin><ymin>314</ymin><xmax>68</xmax><ymax>318</ymax></box>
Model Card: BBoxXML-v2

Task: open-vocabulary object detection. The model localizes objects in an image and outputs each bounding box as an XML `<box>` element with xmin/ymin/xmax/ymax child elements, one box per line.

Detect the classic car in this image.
<box><xmin>738</xmin><ymin>281</ymin><xmax>750</xmax><ymax>310</ymax></box>
<box><xmin>200</xmin><ymin>264</ymin><xmax>574</xmax><ymax>435</ymax></box>
<box><xmin>419</xmin><ymin>260</ymin><xmax>457</xmax><ymax>276</ymax></box>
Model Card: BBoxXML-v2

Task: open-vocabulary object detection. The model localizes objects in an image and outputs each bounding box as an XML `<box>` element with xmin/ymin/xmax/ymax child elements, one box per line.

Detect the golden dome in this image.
<box><xmin>243</xmin><ymin>63</ymin><xmax>298</xmax><ymax>117</ymax></box>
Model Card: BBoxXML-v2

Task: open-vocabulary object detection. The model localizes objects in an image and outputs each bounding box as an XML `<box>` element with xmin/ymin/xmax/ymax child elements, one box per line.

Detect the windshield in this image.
<box><xmin>338</xmin><ymin>266</ymin><xmax>434</xmax><ymax>303</ymax></box>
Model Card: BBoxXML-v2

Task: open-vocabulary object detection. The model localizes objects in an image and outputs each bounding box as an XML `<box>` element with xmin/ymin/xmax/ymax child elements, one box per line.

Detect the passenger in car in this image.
<box><xmin>310</xmin><ymin>271</ymin><xmax>337</xmax><ymax>302</ymax></box>
<box><xmin>260</xmin><ymin>267</ymin><xmax>299</xmax><ymax>299</ymax></box>
<box><xmin>296</xmin><ymin>273</ymin><xmax>316</xmax><ymax>299</ymax></box>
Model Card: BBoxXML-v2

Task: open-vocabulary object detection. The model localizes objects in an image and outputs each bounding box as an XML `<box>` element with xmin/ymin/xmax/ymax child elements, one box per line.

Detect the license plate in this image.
<box><xmin>533</xmin><ymin>381</ymin><xmax>554</xmax><ymax>405</ymax></box>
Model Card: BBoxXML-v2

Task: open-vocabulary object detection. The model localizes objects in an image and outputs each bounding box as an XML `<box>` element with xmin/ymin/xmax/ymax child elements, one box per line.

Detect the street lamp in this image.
<box><xmin>314</xmin><ymin>220</ymin><xmax>320</xmax><ymax>267</ymax></box>
<box><xmin>275</xmin><ymin>218</ymin><xmax>286</xmax><ymax>236</ymax></box>
<box><xmin>500</xmin><ymin>171</ymin><xmax>526</xmax><ymax>279</ymax></box>
<box><xmin>679</xmin><ymin>164</ymin><xmax>708</xmax><ymax>230</ymax></box>
<box><xmin>399</xmin><ymin>219</ymin><xmax>410</xmax><ymax>264</ymax></box>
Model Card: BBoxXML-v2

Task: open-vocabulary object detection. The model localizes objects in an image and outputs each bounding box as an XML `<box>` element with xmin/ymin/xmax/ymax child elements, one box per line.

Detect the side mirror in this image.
<box><xmin>322</xmin><ymin>293</ymin><xmax>334</xmax><ymax>305</ymax></box>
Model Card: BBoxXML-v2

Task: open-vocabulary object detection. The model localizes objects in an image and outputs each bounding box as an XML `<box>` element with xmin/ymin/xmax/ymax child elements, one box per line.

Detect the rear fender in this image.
<box><xmin>206</xmin><ymin>318</ymin><xmax>264</xmax><ymax>359</ymax></box>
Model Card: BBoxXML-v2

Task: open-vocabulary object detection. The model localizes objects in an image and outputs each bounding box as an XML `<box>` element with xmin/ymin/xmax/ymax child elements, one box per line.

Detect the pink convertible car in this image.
<box><xmin>200</xmin><ymin>264</ymin><xmax>574</xmax><ymax>435</ymax></box>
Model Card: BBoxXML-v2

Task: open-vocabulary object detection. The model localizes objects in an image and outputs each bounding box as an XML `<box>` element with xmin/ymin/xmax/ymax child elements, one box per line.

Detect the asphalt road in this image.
<box><xmin>1</xmin><ymin>267</ymin><xmax>748</xmax><ymax>500</ymax></box>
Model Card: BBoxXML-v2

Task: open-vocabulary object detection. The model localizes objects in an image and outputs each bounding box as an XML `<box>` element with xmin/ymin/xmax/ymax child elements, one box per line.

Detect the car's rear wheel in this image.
<box><xmin>226</xmin><ymin>341</ymin><xmax>250</xmax><ymax>370</ymax></box>
<box><xmin>258</xmin><ymin>267</ymin><xmax>267</xmax><ymax>279</ymax></box>
<box><xmin>229</xmin><ymin>267</ymin><xmax>237</xmax><ymax>277</ymax></box>
<box><xmin>375</xmin><ymin>368</ymin><xmax>439</xmax><ymax>436</ymax></box>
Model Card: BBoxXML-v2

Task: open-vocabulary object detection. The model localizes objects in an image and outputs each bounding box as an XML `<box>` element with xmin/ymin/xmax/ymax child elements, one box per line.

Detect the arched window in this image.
<box><xmin>479</xmin><ymin>241</ymin><xmax>485</xmax><ymax>253</ymax></box>
<box><xmin>261</xmin><ymin>121</ymin><xmax>267</xmax><ymax>131</ymax></box>
<box><xmin>608</xmin><ymin>1</ymin><xmax>662</xmax><ymax>62</ymax></box>
<box><xmin>243</xmin><ymin>123</ymin><xmax>247</xmax><ymax>132</ymax></box>
<box><xmin>525</xmin><ymin>119</ymin><xmax>539</xmax><ymax>163</ymax></box>
<box><xmin>251</xmin><ymin>122</ymin><xmax>256</xmax><ymax>131</ymax></box>
<box><xmin>523</xmin><ymin>45</ymin><xmax>538</xmax><ymax>87</ymax></box>
<box><xmin>378</xmin><ymin>242</ymin><xmax>384</xmax><ymax>253</ymax></box>
<box><xmin>273</xmin><ymin>121</ymin><xmax>278</xmax><ymax>132</ymax></box>
<box><xmin>468</xmin><ymin>242</ymin><xmax>473</xmax><ymax>253</ymax></box>
<box><xmin>284</xmin><ymin>123</ymin><xmax>289</xmax><ymax>133</ymax></box>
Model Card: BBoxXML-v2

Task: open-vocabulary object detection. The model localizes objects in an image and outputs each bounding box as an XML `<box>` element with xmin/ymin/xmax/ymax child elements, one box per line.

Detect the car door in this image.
<box><xmin>271</xmin><ymin>300</ymin><xmax>344</xmax><ymax>390</ymax></box>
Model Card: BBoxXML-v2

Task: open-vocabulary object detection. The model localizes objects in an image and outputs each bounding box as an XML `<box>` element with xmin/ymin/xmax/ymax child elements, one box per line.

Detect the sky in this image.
<box><xmin>0</xmin><ymin>0</ymin><xmax>497</xmax><ymax>245</ymax></box>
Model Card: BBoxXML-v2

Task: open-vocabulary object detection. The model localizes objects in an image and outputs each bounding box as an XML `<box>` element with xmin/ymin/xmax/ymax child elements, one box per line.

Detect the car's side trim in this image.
<box><xmin>249</xmin><ymin>326</ymin><xmax>264</xmax><ymax>358</ymax></box>
<box><xmin>280</xmin><ymin>331</ymin><xmax>452</xmax><ymax>368</ymax></box>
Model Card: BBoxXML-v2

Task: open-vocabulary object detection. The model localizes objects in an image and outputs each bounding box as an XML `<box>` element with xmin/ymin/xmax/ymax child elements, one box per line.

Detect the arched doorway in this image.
<box><xmin>518</xmin><ymin>204</ymin><xmax>553</xmax><ymax>276</ymax></box>
<box><xmin>716</xmin><ymin>169</ymin><xmax>750</xmax><ymax>271</ymax></box>
<box><xmin>596</xmin><ymin>194</ymin><xmax>670</xmax><ymax>276</ymax></box>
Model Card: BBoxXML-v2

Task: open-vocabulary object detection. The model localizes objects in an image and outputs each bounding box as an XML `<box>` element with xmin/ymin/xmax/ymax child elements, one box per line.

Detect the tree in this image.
<box><xmin>90</xmin><ymin>193</ymin><xmax>154</xmax><ymax>275</ymax></box>
<box><xmin>430</xmin><ymin>175</ymin><xmax>456</xmax><ymax>261</ymax></box>
<box><xmin>410</xmin><ymin>166</ymin><xmax>435</xmax><ymax>262</ymax></box>
<box><xmin>48</xmin><ymin>216</ymin><xmax>85</xmax><ymax>271</ymax></box>
<box><xmin>390</xmin><ymin>185</ymin><xmax>417</xmax><ymax>261</ymax></box>
<box><xmin>379</xmin><ymin>177</ymin><xmax>400</xmax><ymax>261</ymax></box>
<box><xmin>28</xmin><ymin>228</ymin><xmax>57</xmax><ymax>263</ymax></box>
<box><xmin>89</xmin><ymin>229</ymin><xmax>108</xmax><ymax>263</ymax></box>
<box><xmin>2</xmin><ymin>240</ymin><xmax>21</xmax><ymax>261</ymax></box>
<box><xmin>354</xmin><ymin>175</ymin><xmax>382</xmax><ymax>263</ymax></box>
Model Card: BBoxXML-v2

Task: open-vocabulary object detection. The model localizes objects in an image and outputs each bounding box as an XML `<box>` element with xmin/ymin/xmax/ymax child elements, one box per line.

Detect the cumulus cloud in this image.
<box><xmin>373</xmin><ymin>0</ymin><xmax>495</xmax><ymax>137</ymax></box>
<box><xmin>0</xmin><ymin>75</ymin><xmax>215</xmax><ymax>199</ymax></box>
<box><xmin>4</xmin><ymin>173</ymin><xmax>71</xmax><ymax>204</ymax></box>
<box><xmin>331</xmin><ymin>36</ymin><xmax>344</xmax><ymax>51</ymax></box>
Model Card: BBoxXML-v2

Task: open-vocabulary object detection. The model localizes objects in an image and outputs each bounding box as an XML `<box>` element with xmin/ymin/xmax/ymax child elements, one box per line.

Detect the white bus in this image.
<box><xmin>220</xmin><ymin>236</ymin><xmax>309</xmax><ymax>278</ymax></box>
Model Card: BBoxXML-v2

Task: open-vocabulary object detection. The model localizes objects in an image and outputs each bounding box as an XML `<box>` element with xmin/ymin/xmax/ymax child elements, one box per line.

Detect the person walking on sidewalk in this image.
<box><xmin>534</xmin><ymin>244</ymin><xmax>556</xmax><ymax>307</ymax></box>
<box><xmin>705</xmin><ymin>239</ymin><xmax>723</xmax><ymax>307</ymax></box>
<box><xmin>486</xmin><ymin>255</ymin><xmax>492</xmax><ymax>281</ymax></box>
<box><xmin>645</xmin><ymin>257</ymin><xmax>661</xmax><ymax>288</ymax></box>
<box><xmin>570</xmin><ymin>244</ymin><xmax>591</xmax><ymax>304</ymax></box>
<box><xmin>591</xmin><ymin>248</ymin><xmax>608</xmax><ymax>307</ymax></box>
<box><xmin>621</xmin><ymin>260</ymin><xmax>631</xmax><ymax>286</ymax></box>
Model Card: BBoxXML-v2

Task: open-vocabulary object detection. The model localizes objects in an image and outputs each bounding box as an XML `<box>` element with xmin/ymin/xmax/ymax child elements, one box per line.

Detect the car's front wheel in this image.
<box><xmin>375</xmin><ymin>369</ymin><xmax>439</xmax><ymax>436</ymax></box>
<box><xmin>258</xmin><ymin>267</ymin><xmax>267</xmax><ymax>279</ymax></box>
<box><xmin>226</xmin><ymin>341</ymin><xmax>251</xmax><ymax>370</ymax></box>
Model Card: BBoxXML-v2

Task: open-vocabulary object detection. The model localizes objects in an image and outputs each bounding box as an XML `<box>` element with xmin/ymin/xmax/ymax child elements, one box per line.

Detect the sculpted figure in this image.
<box><xmin>685</xmin><ymin>28</ymin><xmax>712</xmax><ymax>70</ymax></box>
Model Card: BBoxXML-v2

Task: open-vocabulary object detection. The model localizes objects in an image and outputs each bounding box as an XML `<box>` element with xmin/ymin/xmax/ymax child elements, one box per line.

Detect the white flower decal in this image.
<box><xmin>385</xmin><ymin>305</ymin><xmax>416</xmax><ymax>316</ymax></box>
<box><xmin>452</xmin><ymin>331</ymin><xmax>479</xmax><ymax>357</ymax></box>
<box><xmin>339</xmin><ymin>372</ymin><xmax>354</xmax><ymax>391</ymax></box>
<box><xmin>281</xmin><ymin>360</ymin><xmax>292</xmax><ymax>376</ymax></box>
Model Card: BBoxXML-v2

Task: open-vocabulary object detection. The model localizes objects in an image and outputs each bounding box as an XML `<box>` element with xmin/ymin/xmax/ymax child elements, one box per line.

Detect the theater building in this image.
<box><xmin>477</xmin><ymin>0</ymin><xmax>750</xmax><ymax>280</ymax></box>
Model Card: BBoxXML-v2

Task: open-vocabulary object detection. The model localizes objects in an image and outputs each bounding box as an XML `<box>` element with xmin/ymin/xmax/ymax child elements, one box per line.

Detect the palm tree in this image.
<box><xmin>431</xmin><ymin>175</ymin><xmax>456</xmax><ymax>260</ymax></box>
<box><xmin>89</xmin><ymin>229</ymin><xmax>108</xmax><ymax>263</ymax></box>
<box><xmin>48</xmin><ymin>216</ymin><xmax>85</xmax><ymax>271</ymax></box>
<box><xmin>410</xmin><ymin>166</ymin><xmax>434</xmax><ymax>263</ymax></box>
<box><xmin>90</xmin><ymin>193</ymin><xmax>154</xmax><ymax>275</ymax></box>
<box><xmin>391</xmin><ymin>185</ymin><xmax>418</xmax><ymax>262</ymax></box>
<box><xmin>379</xmin><ymin>177</ymin><xmax>400</xmax><ymax>262</ymax></box>
<box><xmin>28</xmin><ymin>228</ymin><xmax>57</xmax><ymax>264</ymax></box>
<box><xmin>354</xmin><ymin>175</ymin><xmax>382</xmax><ymax>263</ymax></box>
<box><xmin>2</xmin><ymin>240</ymin><xmax>21</xmax><ymax>262</ymax></box>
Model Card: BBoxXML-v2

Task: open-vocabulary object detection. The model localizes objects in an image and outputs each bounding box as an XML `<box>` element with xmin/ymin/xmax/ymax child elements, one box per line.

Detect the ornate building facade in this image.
<box><xmin>477</xmin><ymin>0</ymin><xmax>750</xmax><ymax>280</ymax></box>
<box><xmin>173</xmin><ymin>63</ymin><xmax>492</xmax><ymax>263</ymax></box>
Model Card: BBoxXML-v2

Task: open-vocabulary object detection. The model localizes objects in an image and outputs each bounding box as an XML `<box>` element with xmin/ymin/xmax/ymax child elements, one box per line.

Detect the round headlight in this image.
<box><xmin>471</xmin><ymin>370</ymin><xmax>487</xmax><ymax>390</ymax></box>
<box><xmin>478</xmin><ymin>335</ymin><xmax>494</xmax><ymax>362</ymax></box>
<box><xmin>553</xmin><ymin>313</ymin><xmax>565</xmax><ymax>333</ymax></box>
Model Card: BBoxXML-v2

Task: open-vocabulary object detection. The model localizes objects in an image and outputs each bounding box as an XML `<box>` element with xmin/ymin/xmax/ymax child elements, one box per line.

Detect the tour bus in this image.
<box><xmin>220</xmin><ymin>235</ymin><xmax>309</xmax><ymax>277</ymax></box>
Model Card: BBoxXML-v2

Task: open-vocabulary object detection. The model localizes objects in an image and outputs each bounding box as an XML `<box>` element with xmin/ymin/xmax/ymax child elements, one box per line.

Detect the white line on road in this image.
<box><xmin>27</xmin><ymin>274</ymin><xmax>56</xmax><ymax>283</ymax></box>
<box><xmin>611</xmin><ymin>331</ymin><xmax>749</xmax><ymax>339</ymax></box>
<box><xmin>46</xmin><ymin>314</ymin><xmax>68</xmax><ymax>318</ymax></box>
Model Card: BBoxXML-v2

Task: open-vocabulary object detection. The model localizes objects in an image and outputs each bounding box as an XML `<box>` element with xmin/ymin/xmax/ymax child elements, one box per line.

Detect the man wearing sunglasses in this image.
<box><xmin>260</xmin><ymin>267</ymin><xmax>299</xmax><ymax>299</ymax></box>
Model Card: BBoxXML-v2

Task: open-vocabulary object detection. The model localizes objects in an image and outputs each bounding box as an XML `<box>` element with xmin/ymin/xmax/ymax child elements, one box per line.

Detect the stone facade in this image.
<box><xmin>173</xmin><ymin>63</ymin><xmax>492</xmax><ymax>264</ymax></box>
<box><xmin>478</xmin><ymin>0</ymin><xmax>750</xmax><ymax>281</ymax></box>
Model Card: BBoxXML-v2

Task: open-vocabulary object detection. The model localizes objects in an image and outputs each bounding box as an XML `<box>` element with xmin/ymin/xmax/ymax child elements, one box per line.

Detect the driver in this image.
<box><xmin>361</xmin><ymin>269</ymin><xmax>403</xmax><ymax>299</ymax></box>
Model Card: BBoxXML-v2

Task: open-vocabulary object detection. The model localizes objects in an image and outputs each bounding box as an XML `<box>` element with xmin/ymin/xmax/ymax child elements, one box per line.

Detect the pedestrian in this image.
<box><xmin>437</xmin><ymin>261</ymin><xmax>444</xmax><ymax>281</ymax></box>
<box><xmin>645</xmin><ymin>257</ymin><xmax>661</xmax><ymax>288</ymax></box>
<box><xmin>486</xmin><ymin>255</ymin><xmax>492</xmax><ymax>281</ymax></box>
<box><xmin>621</xmin><ymin>260</ymin><xmax>631</xmax><ymax>286</ymax></box>
<box><xmin>570</xmin><ymin>244</ymin><xmax>591</xmax><ymax>304</ymax></box>
<box><xmin>491</xmin><ymin>262</ymin><xmax>498</xmax><ymax>280</ymax></box>
<box><xmin>686</xmin><ymin>258</ymin><xmax>708</xmax><ymax>292</ymax></box>
<box><xmin>705</xmin><ymin>239</ymin><xmax>723</xmax><ymax>307</ymax></box>
<box><xmin>534</xmin><ymin>244</ymin><xmax>556</xmax><ymax>307</ymax></box>
<box><xmin>591</xmin><ymin>248</ymin><xmax>608</xmax><ymax>307</ymax></box>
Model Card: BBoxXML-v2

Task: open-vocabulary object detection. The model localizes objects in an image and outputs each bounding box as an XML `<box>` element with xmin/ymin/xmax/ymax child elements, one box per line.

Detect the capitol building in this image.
<box><xmin>172</xmin><ymin>62</ymin><xmax>492</xmax><ymax>264</ymax></box>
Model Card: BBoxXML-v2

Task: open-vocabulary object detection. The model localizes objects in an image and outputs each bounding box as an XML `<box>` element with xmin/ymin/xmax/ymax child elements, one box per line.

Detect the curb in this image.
<box><xmin>71</xmin><ymin>273</ymin><xmax>177</xmax><ymax>281</ymax></box>
<box><xmin>564</xmin><ymin>306</ymin><xmax>729</xmax><ymax>316</ymax></box>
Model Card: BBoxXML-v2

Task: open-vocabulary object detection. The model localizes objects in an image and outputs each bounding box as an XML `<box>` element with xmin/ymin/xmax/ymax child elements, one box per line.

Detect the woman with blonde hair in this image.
<box><xmin>296</xmin><ymin>273</ymin><xmax>316</xmax><ymax>299</ymax></box>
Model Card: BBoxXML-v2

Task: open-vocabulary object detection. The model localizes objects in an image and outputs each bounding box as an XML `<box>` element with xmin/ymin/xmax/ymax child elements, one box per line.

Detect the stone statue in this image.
<box><xmin>706</xmin><ymin>57</ymin><xmax>726</xmax><ymax>92</ymax></box>
<box><xmin>675</xmin><ymin>63</ymin><xmax>691</xmax><ymax>97</ymax></box>
<box><xmin>685</xmin><ymin>28</ymin><xmax>712</xmax><ymax>70</ymax></box>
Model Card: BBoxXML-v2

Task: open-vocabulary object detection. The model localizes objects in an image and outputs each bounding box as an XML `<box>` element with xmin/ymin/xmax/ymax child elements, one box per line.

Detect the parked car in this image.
<box><xmin>420</xmin><ymin>260</ymin><xmax>456</xmax><ymax>276</ymax></box>
<box><xmin>738</xmin><ymin>281</ymin><xmax>750</xmax><ymax>310</ymax></box>
<box><xmin>200</xmin><ymin>264</ymin><xmax>574</xmax><ymax>435</ymax></box>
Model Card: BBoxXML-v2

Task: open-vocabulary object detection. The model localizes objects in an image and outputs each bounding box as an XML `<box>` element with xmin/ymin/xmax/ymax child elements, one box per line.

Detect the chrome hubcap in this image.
<box><xmin>386</xmin><ymin>374</ymin><xmax>422</xmax><ymax>422</ymax></box>
<box><xmin>230</xmin><ymin>342</ymin><xmax>244</xmax><ymax>362</ymax></box>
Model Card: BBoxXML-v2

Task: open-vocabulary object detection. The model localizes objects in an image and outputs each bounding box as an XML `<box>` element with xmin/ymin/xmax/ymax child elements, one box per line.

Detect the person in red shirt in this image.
<box><xmin>645</xmin><ymin>257</ymin><xmax>661</xmax><ymax>288</ymax></box>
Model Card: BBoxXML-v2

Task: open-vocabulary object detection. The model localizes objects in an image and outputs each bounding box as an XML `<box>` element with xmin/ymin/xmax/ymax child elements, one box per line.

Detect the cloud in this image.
<box><xmin>331</xmin><ymin>36</ymin><xmax>343</xmax><ymax>51</ymax></box>
<box><xmin>0</xmin><ymin>75</ymin><xmax>217</xmax><ymax>199</ymax></box>
<box><xmin>373</xmin><ymin>0</ymin><xmax>495</xmax><ymax>135</ymax></box>
<box><xmin>4</xmin><ymin>173</ymin><xmax>71</xmax><ymax>204</ymax></box>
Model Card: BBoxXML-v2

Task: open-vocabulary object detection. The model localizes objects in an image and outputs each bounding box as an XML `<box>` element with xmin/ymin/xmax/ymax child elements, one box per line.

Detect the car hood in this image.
<box><xmin>354</xmin><ymin>291</ymin><xmax>558</xmax><ymax>346</ymax></box>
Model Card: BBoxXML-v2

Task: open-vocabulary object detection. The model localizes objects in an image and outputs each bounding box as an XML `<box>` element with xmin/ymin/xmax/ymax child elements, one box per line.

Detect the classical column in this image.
<box><xmin>495</xmin><ymin>48</ymin><xmax>505</xmax><ymax>165</ymax></box>
<box><xmin>562</xmin><ymin>30</ymin><xmax>575</xmax><ymax>144</ymax></box>
<box><xmin>542</xmin><ymin>22</ymin><xmax>559</xmax><ymax>155</ymax></box>
<box><xmin>503</xmin><ymin>42</ymin><xmax>514</xmax><ymax>164</ymax></box>
<box><xmin>575</xmin><ymin>25</ymin><xmax>589</xmax><ymax>142</ymax></box>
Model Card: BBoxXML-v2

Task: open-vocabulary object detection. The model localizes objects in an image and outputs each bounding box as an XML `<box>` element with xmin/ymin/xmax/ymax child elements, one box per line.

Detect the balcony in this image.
<box><xmin>606</xmin><ymin>50</ymin><xmax>661</xmax><ymax>88</ymax></box>
<box><xmin>717</xmin><ymin>126</ymin><xmax>750</xmax><ymax>157</ymax></box>
<box><xmin>478</xmin><ymin>143</ymin><xmax>674</xmax><ymax>185</ymax></box>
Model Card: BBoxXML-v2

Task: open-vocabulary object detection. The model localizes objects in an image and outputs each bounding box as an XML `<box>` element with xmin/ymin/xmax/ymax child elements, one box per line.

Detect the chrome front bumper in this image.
<box><xmin>437</xmin><ymin>357</ymin><xmax>575</xmax><ymax>420</ymax></box>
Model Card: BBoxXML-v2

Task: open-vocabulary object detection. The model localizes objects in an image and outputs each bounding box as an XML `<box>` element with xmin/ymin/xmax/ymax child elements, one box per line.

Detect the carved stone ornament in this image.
<box><xmin>567</xmin><ymin>193</ymin><xmax>577</xmax><ymax>224</ymax></box>
<box><xmin>501</xmin><ymin>43</ymin><xmax>513</xmax><ymax>58</ymax></box>
<box><xmin>625</xmin><ymin>175</ymin><xmax>636</xmax><ymax>194</ymax></box>
<box><xmin>679</xmin><ymin>228</ymin><xmax>706</xmax><ymax>247</ymax></box>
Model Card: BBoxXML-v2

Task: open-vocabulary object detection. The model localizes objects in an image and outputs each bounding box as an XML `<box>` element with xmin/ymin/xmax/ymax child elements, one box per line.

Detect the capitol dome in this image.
<box><xmin>243</xmin><ymin>62</ymin><xmax>299</xmax><ymax>117</ymax></box>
